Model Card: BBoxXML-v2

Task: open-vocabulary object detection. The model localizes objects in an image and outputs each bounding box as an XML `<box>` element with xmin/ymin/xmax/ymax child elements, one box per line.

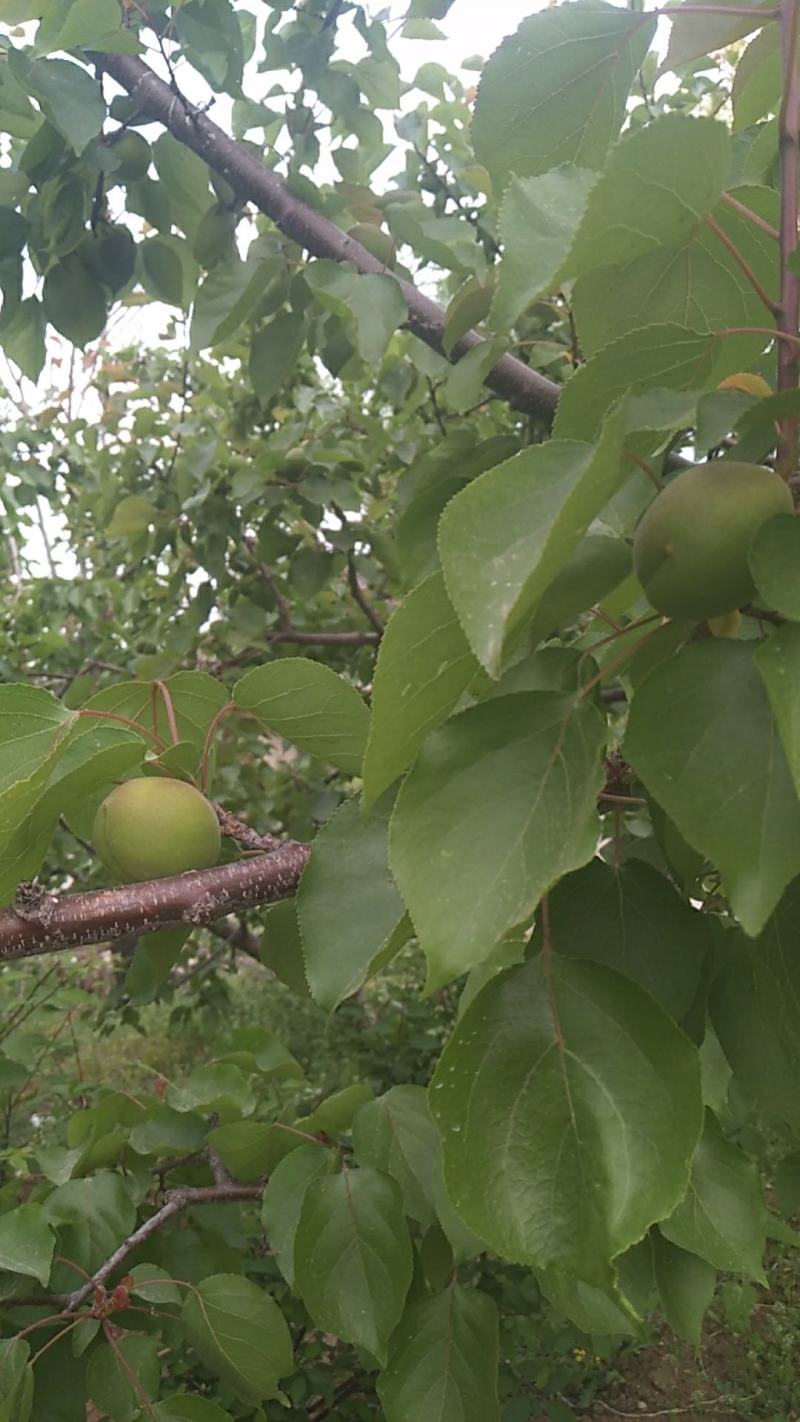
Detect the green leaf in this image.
<box><xmin>301</xmin><ymin>1084</ymin><xmax>375</xmax><ymax>1136</ymax></box>
<box><xmin>430</xmin><ymin>955</ymin><xmax>702</xmax><ymax>1286</ymax></box>
<box><xmin>0</xmin><ymin>297</ymin><xmax>46</xmax><ymax>381</ymax></box>
<box><xmin>626</xmin><ymin>641</ymin><xmax>800</xmax><ymax>936</ymax></box>
<box><xmin>472</xmin><ymin>3</ymin><xmax>656</xmax><ymax>187</ymax></box>
<box><xmin>167</xmin><ymin>1063</ymin><xmax>255</xmax><ymax>1119</ymax></box>
<box><xmin>181</xmin><ymin>1274</ymin><xmax>292</xmax><ymax>1403</ymax></box>
<box><xmin>528</xmin><ymin>534</ymin><xmax>632</xmax><ymax>645</ymax></box>
<box><xmin>0</xmin><ymin>684</ymin><xmax>76</xmax><ymax>905</ymax></box>
<box><xmin>362</xmin><ymin>572</ymin><xmax>479</xmax><ymax>808</ymax></box>
<box><xmin>191</xmin><ymin>251</ymin><xmax>276</xmax><ymax>350</ymax></box>
<box><xmin>547</xmin><ymin>859</ymin><xmax>708</xmax><ymax>1020</ymax></box>
<box><xmin>124</xmin><ymin>926</ymin><xmax>193</xmax><ymax>1005</ymax></box>
<box><xmin>234</xmin><ymin>658</ymin><xmax>369</xmax><ymax>774</ymax></box>
<box><xmin>206</xmin><ymin>1121</ymin><xmax>274</xmax><ymax>1183</ymax></box>
<box><xmin>732</xmin><ymin>25</ymin><xmax>779</xmax><ymax>130</ymax></box>
<box><xmin>21</xmin><ymin>58</ymin><xmax>105</xmax><ymax>152</ymax></box>
<box><xmin>44</xmin><ymin>1172</ymin><xmax>136</xmax><ymax>1287</ymax></box>
<box><xmin>307</xmin><ymin>262</ymin><xmax>407</xmax><ymax>363</ymax></box>
<box><xmin>298</xmin><ymin>796</ymin><xmax>405</xmax><ymax>1011</ymax></box>
<box><xmin>710</xmin><ymin>886</ymin><xmax>800</xmax><ymax>1131</ymax></box>
<box><xmin>653</xmin><ymin>1232</ymin><xmax>716</xmax><ymax>1346</ymax></box>
<box><xmin>261</xmin><ymin>1143</ymin><xmax>337</xmax><ymax>1288</ymax></box>
<box><xmin>754</xmin><ymin>622</ymin><xmax>800</xmax><ymax>801</ymax></box>
<box><xmin>249</xmin><ymin>311</ymin><xmax>305</xmax><ymax>404</ymax></box>
<box><xmin>259</xmin><ymin>899</ymin><xmax>310</xmax><ymax>998</ymax></box>
<box><xmin>43</xmin><ymin>252</ymin><xmax>107</xmax><ymax>346</ymax></box>
<box><xmin>353</xmin><ymin>1086</ymin><xmax>439</xmax><ymax>1229</ymax></box>
<box><xmin>390</xmin><ymin>692</ymin><xmax>606</xmax><ymax>989</ymax></box>
<box><xmin>106</xmin><ymin>493</ymin><xmax>157</xmax><ymax>537</ymax></box>
<box><xmin>0</xmin><ymin>1339</ymin><xmax>32</xmax><ymax>1422</ymax></box>
<box><xmin>139</xmin><ymin>235</ymin><xmax>196</xmax><ymax>308</ymax></box>
<box><xmin>443</xmin><ymin>338</ymin><xmax>507</xmax><ymax>412</ymax></box>
<box><xmin>443</xmin><ymin>277</ymin><xmax>493</xmax><ymax>356</ymax></box>
<box><xmin>129</xmin><ymin>1104</ymin><xmax>207</xmax><ymax>1156</ymax></box>
<box><xmin>439</xmin><ymin>407</ymin><xmax>628</xmax><ymax>675</ymax></box>
<box><xmin>664</xmin><ymin>0</ymin><xmax>770</xmax><ymax>70</ymax></box>
<box><xmin>295</xmin><ymin>1165</ymin><xmax>413</xmax><ymax>1363</ymax></box>
<box><xmin>568</xmin><ymin>115</ymin><xmax>729</xmax><ymax>279</ymax></box>
<box><xmin>554</xmin><ymin>325</ymin><xmax>718</xmax><ymax>442</ymax></box>
<box><xmin>87</xmin><ymin>1338</ymin><xmax>160</xmax><ymax>1422</ymax></box>
<box><xmin>572</xmin><ymin>185</ymin><xmax>778</xmax><ymax>363</ymax></box>
<box><xmin>33</xmin><ymin>0</ymin><xmax>122</xmax><ymax>55</ymax></box>
<box><xmin>0</xmin><ymin>1204</ymin><xmax>54</xmax><ymax>1285</ymax></box>
<box><xmin>661</xmin><ymin>1113</ymin><xmax>766</xmax><ymax>1280</ymax></box>
<box><xmin>490</xmin><ymin>166</ymin><xmax>595</xmax><ymax>332</ymax></box>
<box><xmin>378</xmin><ymin>1285</ymin><xmax>500</xmax><ymax>1422</ymax></box>
<box><xmin>153</xmin><ymin>132</ymin><xmax>213</xmax><ymax>237</ymax></box>
<box><xmin>174</xmin><ymin>0</ymin><xmax>244</xmax><ymax>94</ymax></box>
<box><xmin>154</xmin><ymin>1398</ymin><xmax>233</xmax><ymax>1422</ymax></box>
<box><xmin>750</xmin><ymin>514</ymin><xmax>800</xmax><ymax>620</ymax></box>
<box><xmin>129</xmin><ymin>1263</ymin><xmax>182</xmax><ymax>1306</ymax></box>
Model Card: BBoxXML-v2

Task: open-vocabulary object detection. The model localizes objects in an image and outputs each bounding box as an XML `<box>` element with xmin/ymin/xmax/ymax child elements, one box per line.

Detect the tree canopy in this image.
<box><xmin>0</xmin><ymin>0</ymin><xmax>799</xmax><ymax>1417</ymax></box>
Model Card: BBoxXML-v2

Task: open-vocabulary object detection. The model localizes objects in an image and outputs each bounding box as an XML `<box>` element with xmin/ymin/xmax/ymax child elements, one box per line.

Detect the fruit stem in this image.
<box><xmin>776</xmin><ymin>0</ymin><xmax>800</xmax><ymax>476</ymax></box>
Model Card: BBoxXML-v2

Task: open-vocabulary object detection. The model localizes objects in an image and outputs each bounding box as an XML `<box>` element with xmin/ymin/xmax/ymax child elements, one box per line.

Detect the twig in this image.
<box><xmin>426</xmin><ymin>376</ymin><xmax>447</xmax><ymax>435</ymax></box>
<box><xmin>59</xmin><ymin>816</ymin><xmax>96</xmax><ymax>857</ymax></box>
<box><xmin>214</xmin><ymin>805</ymin><xmax>282</xmax><ymax>853</ymax></box>
<box><xmin>346</xmin><ymin>552</ymin><xmax>385</xmax><ymax>636</ymax></box>
<box><xmin>63</xmin><ymin>1182</ymin><xmax>263</xmax><ymax>1313</ymax></box>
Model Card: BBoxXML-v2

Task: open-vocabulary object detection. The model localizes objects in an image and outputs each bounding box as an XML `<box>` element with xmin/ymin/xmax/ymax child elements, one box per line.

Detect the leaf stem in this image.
<box><xmin>703</xmin><ymin>214</ymin><xmax>779</xmax><ymax>315</ymax></box>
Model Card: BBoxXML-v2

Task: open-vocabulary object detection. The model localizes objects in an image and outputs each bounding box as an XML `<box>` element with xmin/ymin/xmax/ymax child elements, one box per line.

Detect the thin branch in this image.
<box><xmin>91</xmin><ymin>51</ymin><xmax>560</xmax><ymax>422</ymax></box>
<box><xmin>346</xmin><ymin>556</ymin><xmax>385</xmax><ymax>636</ymax></box>
<box><xmin>426</xmin><ymin>376</ymin><xmax>447</xmax><ymax>435</ymax></box>
<box><xmin>0</xmin><ymin>842</ymin><xmax>310</xmax><ymax>962</ymax></box>
<box><xmin>63</xmin><ymin>1182</ymin><xmax>262</xmax><ymax>1313</ymax></box>
<box><xmin>268</xmin><ymin>628</ymin><xmax>379</xmax><ymax>646</ymax></box>
<box><xmin>242</xmin><ymin>535</ymin><xmax>292</xmax><ymax>633</ymax></box>
<box><xmin>214</xmin><ymin>805</ymin><xmax>282</xmax><ymax>853</ymax></box>
<box><xmin>703</xmin><ymin>213</ymin><xmax>779</xmax><ymax>315</ymax></box>
<box><xmin>35</xmin><ymin>497</ymin><xmax>57</xmax><ymax>578</ymax></box>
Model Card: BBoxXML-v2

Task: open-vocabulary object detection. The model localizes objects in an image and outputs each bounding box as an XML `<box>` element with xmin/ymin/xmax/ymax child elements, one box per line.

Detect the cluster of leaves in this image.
<box><xmin>1</xmin><ymin>0</ymin><xmax>800</xmax><ymax>1418</ymax></box>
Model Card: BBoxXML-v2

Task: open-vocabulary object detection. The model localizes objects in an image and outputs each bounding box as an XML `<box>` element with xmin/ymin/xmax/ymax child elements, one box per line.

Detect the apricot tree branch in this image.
<box><xmin>91</xmin><ymin>50</ymin><xmax>560</xmax><ymax>423</ymax></box>
<box><xmin>0</xmin><ymin>842</ymin><xmax>310</xmax><ymax>962</ymax></box>
<box><xmin>64</xmin><ymin>1182</ymin><xmax>263</xmax><ymax>1313</ymax></box>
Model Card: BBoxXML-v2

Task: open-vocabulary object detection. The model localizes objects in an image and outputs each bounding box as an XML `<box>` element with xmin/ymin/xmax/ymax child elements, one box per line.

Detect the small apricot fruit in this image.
<box><xmin>633</xmin><ymin>461</ymin><xmax>793</xmax><ymax>620</ymax></box>
<box><xmin>93</xmin><ymin>777</ymin><xmax>221</xmax><ymax>883</ymax></box>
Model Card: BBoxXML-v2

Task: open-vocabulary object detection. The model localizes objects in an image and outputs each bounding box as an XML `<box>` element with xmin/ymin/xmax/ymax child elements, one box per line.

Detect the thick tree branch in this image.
<box><xmin>0</xmin><ymin>842</ymin><xmax>309</xmax><ymax>962</ymax></box>
<box><xmin>92</xmin><ymin>51</ymin><xmax>560</xmax><ymax>423</ymax></box>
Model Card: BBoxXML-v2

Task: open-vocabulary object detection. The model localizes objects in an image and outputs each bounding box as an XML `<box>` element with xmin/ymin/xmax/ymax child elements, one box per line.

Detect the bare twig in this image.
<box><xmin>63</xmin><ymin>1181</ymin><xmax>263</xmax><ymax>1313</ymax></box>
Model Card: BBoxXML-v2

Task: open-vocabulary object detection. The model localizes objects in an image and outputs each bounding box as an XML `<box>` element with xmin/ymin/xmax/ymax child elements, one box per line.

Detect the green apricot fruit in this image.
<box><xmin>346</xmin><ymin>223</ymin><xmax>396</xmax><ymax>268</ymax></box>
<box><xmin>632</xmin><ymin>461</ymin><xmax>793</xmax><ymax>620</ymax></box>
<box><xmin>93</xmin><ymin>778</ymin><xmax>221</xmax><ymax>883</ymax></box>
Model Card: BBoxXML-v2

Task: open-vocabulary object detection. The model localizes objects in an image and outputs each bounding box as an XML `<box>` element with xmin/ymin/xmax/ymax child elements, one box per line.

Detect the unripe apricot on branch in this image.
<box><xmin>93</xmin><ymin>778</ymin><xmax>221</xmax><ymax>883</ymax></box>
<box><xmin>633</xmin><ymin>462</ymin><xmax>793</xmax><ymax>620</ymax></box>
